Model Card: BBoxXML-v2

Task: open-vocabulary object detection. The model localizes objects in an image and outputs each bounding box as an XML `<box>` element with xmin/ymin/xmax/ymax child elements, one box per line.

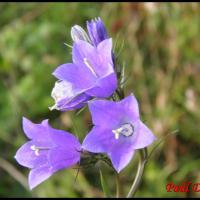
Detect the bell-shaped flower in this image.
<box><xmin>82</xmin><ymin>94</ymin><xmax>156</xmax><ymax>173</ymax></box>
<box><xmin>50</xmin><ymin>38</ymin><xmax>117</xmax><ymax>111</ymax></box>
<box><xmin>14</xmin><ymin>117</ymin><xmax>81</xmax><ymax>190</ymax></box>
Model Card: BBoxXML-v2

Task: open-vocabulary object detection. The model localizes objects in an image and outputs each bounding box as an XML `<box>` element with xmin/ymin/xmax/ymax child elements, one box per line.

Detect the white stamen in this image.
<box><xmin>35</xmin><ymin>149</ymin><xmax>40</xmax><ymax>156</ymax></box>
<box><xmin>30</xmin><ymin>145</ymin><xmax>40</xmax><ymax>156</ymax></box>
<box><xmin>112</xmin><ymin>130</ymin><xmax>120</xmax><ymax>140</ymax></box>
<box><xmin>83</xmin><ymin>58</ymin><xmax>98</xmax><ymax>77</ymax></box>
<box><xmin>30</xmin><ymin>145</ymin><xmax>36</xmax><ymax>151</ymax></box>
<box><xmin>30</xmin><ymin>145</ymin><xmax>49</xmax><ymax>156</ymax></box>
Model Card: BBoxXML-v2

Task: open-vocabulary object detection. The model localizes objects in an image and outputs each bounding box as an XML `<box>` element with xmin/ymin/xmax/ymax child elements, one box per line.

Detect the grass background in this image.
<box><xmin>0</xmin><ymin>2</ymin><xmax>199</xmax><ymax>197</ymax></box>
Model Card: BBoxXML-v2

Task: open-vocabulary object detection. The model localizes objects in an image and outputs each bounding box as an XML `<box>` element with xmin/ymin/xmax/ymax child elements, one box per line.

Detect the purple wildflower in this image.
<box><xmin>50</xmin><ymin>38</ymin><xmax>117</xmax><ymax>111</ymax></box>
<box><xmin>14</xmin><ymin>117</ymin><xmax>81</xmax><ymax>190</ymax></box>
<box><xmin>82</xmin><ymin>94</ymin><xmax>156</xmax><ymax>173</ymax></box>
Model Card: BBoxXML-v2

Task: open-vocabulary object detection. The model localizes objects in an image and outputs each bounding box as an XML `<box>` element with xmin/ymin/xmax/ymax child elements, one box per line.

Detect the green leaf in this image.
<box><xmin>99</xmin><ymin>170</ymin><xmax>110</xmax><ymax>197</ymax></box>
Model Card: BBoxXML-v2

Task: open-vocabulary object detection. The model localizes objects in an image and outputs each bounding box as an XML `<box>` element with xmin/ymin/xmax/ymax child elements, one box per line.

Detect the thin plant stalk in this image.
<box><xmin>126</xmin><ymin>148</ymin><xmax>148</xmax><ymax>198</ymax></box>
<box><xmin>116</xmin><ymin>172</ymin><xmax>121</xmax><ymax>198</ymax></box>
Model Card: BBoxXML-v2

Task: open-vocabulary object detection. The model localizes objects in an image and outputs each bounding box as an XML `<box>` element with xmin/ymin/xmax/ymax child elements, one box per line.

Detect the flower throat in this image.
<box><xmin>112</xmin><ymin>123</ymin><xmax>134</xmax><ymax>140</ymax></box>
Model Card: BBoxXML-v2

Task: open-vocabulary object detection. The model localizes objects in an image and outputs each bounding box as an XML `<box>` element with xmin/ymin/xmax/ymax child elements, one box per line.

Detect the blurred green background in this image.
<box><xmin>0</xmin><ymin>2</ymin><xmax>199</xmax><ymax>197</ymax></box>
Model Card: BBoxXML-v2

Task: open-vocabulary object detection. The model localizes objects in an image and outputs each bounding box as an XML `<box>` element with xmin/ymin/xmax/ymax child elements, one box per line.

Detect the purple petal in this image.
<box><xmin>82</xmin><ymin>126</ymin><xmax>135</xmax><ymax>173</ymax></box>
<box><xmin>88</xmin><ymin>99</ymin><xmax>124</xmax><ymax>129</ymax></box>
<box><xmin>48</xmin><ymin>127</ymin><xmax>81</xmax><ymax>151</ymax></box>
<box><xmin>53</xmin><ymin>63</ymin><xmax>96</xmax><ymax>90</ymax></box>
<box><xmin>14</xmin><ymin>141</ymin><xmax>47</xmax><ymax>169</ymax></box>
<box><xmin>82</xmin><ymin>126</ymin><xmax>113</xmax><ymax>153</ymax></box>
<box><xmin>49</xmin><ymin>147</ymin><xmax>80</xmax><ymax>171</ymax></box>
<box><xmin>72</xmin><ymin>39</ymin><xmax>114</xmax><ymax>78</ymax></box>
<box><xmin>86</xmin><ymin>72</ymin><xmax>117</xmax><ymax>98</ymax></box>
<box><xmin>22</xmin><ymin>117</ymin><xmax>44</xmax><ymax>139</ymax></box>
<box><xmin>119</xmin><ymin>94</ymin><xmax>140</xmax><ymax>121</ymax></box>
<box><xmin>72</xmin><ymin>41</ymin><xmax>95</xmax><ymax>69</ymax></box>
<box><xmin>47</xmin><ymin>124</ymin><xmax>81</xmax><ymax>170</ymax></box>
<box><xmin>50</xmin><ymin>80</ymin><xmax>92</xmax><ymax>111</ymax></box>
<box><xmin>22</xmin><ymin>117</ymin><xmax>53</xmax><ymax>146</ymax></box>
<box><xmin>132</xmin><ymin>121</ymin><xmax>156</xmax><ymax>149</ymax></box>
<box><xmin>97</xmin><ymin>38</ymin><xmax>113</xmax><ymax>66</ymax></box>
<box><xmin>108</xmin><ymin>146</ymin><xmax>135</xmax><ymax>173</ymax></box>
<box><xmin>55</xmin><ymin>92</ymin><xmax>91</xmax><ymax>111</ymax></box>
<box><xmin>88</xmin><ymin>95</ymin><xmax>139</xmax><ymax>129</ymax></box>
<box><xmin>82</xmin><ymin>126</ymin><xmax>124</xmax><ymax>153</ymax></box>
<box><xmin>82</xmin><ymin>126</ymin><xmax>116</xmax><ymax>153</ymax></box>
<box><xmin>28</xmin><ymin>164</ymin><xmax>53</xmax><ymax>190</ymax></box>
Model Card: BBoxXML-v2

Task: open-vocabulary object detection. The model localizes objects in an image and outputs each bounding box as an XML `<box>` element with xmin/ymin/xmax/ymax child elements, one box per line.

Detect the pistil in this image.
<box><xmin>112</xmin><ymin>123</ymin><xmax>134</xmax><ymax>140</ymax></box>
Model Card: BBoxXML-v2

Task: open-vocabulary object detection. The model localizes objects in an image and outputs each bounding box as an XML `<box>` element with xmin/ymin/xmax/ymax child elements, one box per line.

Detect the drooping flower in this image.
<box><xmin>14</xmin><ymin>117</ymin><xmax>81</xmax><ymax>190</ymax></box>
<box><xmin>82</xmin><ymin>94</ymin><xmax>156</xmax><ymax>173</ymax></box>
<box><xmin>50</xmin><ymin>38</ymin><xmax>117</xmax><ymax>111</ymax></box>
<box><xmin>71</xmin><ymin>17</ymin><xmax>108</xmax><ymax>47</ymax></box>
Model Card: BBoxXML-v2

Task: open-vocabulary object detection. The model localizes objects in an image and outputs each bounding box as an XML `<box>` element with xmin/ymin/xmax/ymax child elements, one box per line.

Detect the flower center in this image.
<box><xmin>112</xmin><ymin>123</ymin><xmax>134</xmax><ymax>140</ymax></box>
<box><xmin>83</xmin><ymin>58</ymin><xmax>98</xmax><ymax>77</ymax></box>
<box><xmin>30</xmin><ymin>145</ymin><xmax>49</xmax><ymax>156</ymax></box>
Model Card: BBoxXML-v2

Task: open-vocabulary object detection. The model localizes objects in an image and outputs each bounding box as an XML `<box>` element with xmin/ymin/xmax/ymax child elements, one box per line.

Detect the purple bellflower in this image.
<box><xmin>71</xmin><ymin>17</ymin><xmax>108</xmax><ymax>47</ymax></box>
<box><xmin>50</xmin><ymin>38</ymin><xmax>117</xmax><ymax>111</ymax></box>
<box><xmin>82</xmin><ymin>94</ymin><xmax>156</xmax><ymax>173</ymax></box>
<box><xmin>14</xmin><ymin>117</ymin><xmax>81</xmax><ymax>190</ymax></box>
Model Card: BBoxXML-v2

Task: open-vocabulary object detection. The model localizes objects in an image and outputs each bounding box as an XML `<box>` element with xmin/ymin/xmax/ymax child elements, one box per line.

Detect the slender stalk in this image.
<box><xmin>126</xmin><ymin>148</ymin><xmax>148</xmax><ymax>198</ymax></box>
<box><xmin>116</xmin><ymin>172</ymin><xmax>121</xmax><ymax>198</ymax></box>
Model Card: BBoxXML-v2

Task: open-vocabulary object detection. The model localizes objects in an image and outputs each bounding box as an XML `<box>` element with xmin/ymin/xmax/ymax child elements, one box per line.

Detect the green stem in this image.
<box><xmin>116</xmin><ymin>172</ymin><xmax>121</xmax><ymax>198</ymax></box>
<box><xmin>126</xmin><ymin>148</ymin><xmax>148</xmax><ymax>198</ymax></box>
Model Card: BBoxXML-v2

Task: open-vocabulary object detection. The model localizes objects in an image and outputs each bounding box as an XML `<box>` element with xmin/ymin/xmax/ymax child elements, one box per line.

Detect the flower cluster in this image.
<box><xmin>15</xmin><ymin>17</ymin><xmax>156</xmax><ymax>190</ymax></box>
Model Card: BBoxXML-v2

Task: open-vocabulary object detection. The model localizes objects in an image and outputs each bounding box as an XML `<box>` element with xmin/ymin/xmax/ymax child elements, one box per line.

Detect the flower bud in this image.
<box><xmin>71</xmin><ymin>25</ymin><xmax>91</xmax><ymax>43</ymax></box>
